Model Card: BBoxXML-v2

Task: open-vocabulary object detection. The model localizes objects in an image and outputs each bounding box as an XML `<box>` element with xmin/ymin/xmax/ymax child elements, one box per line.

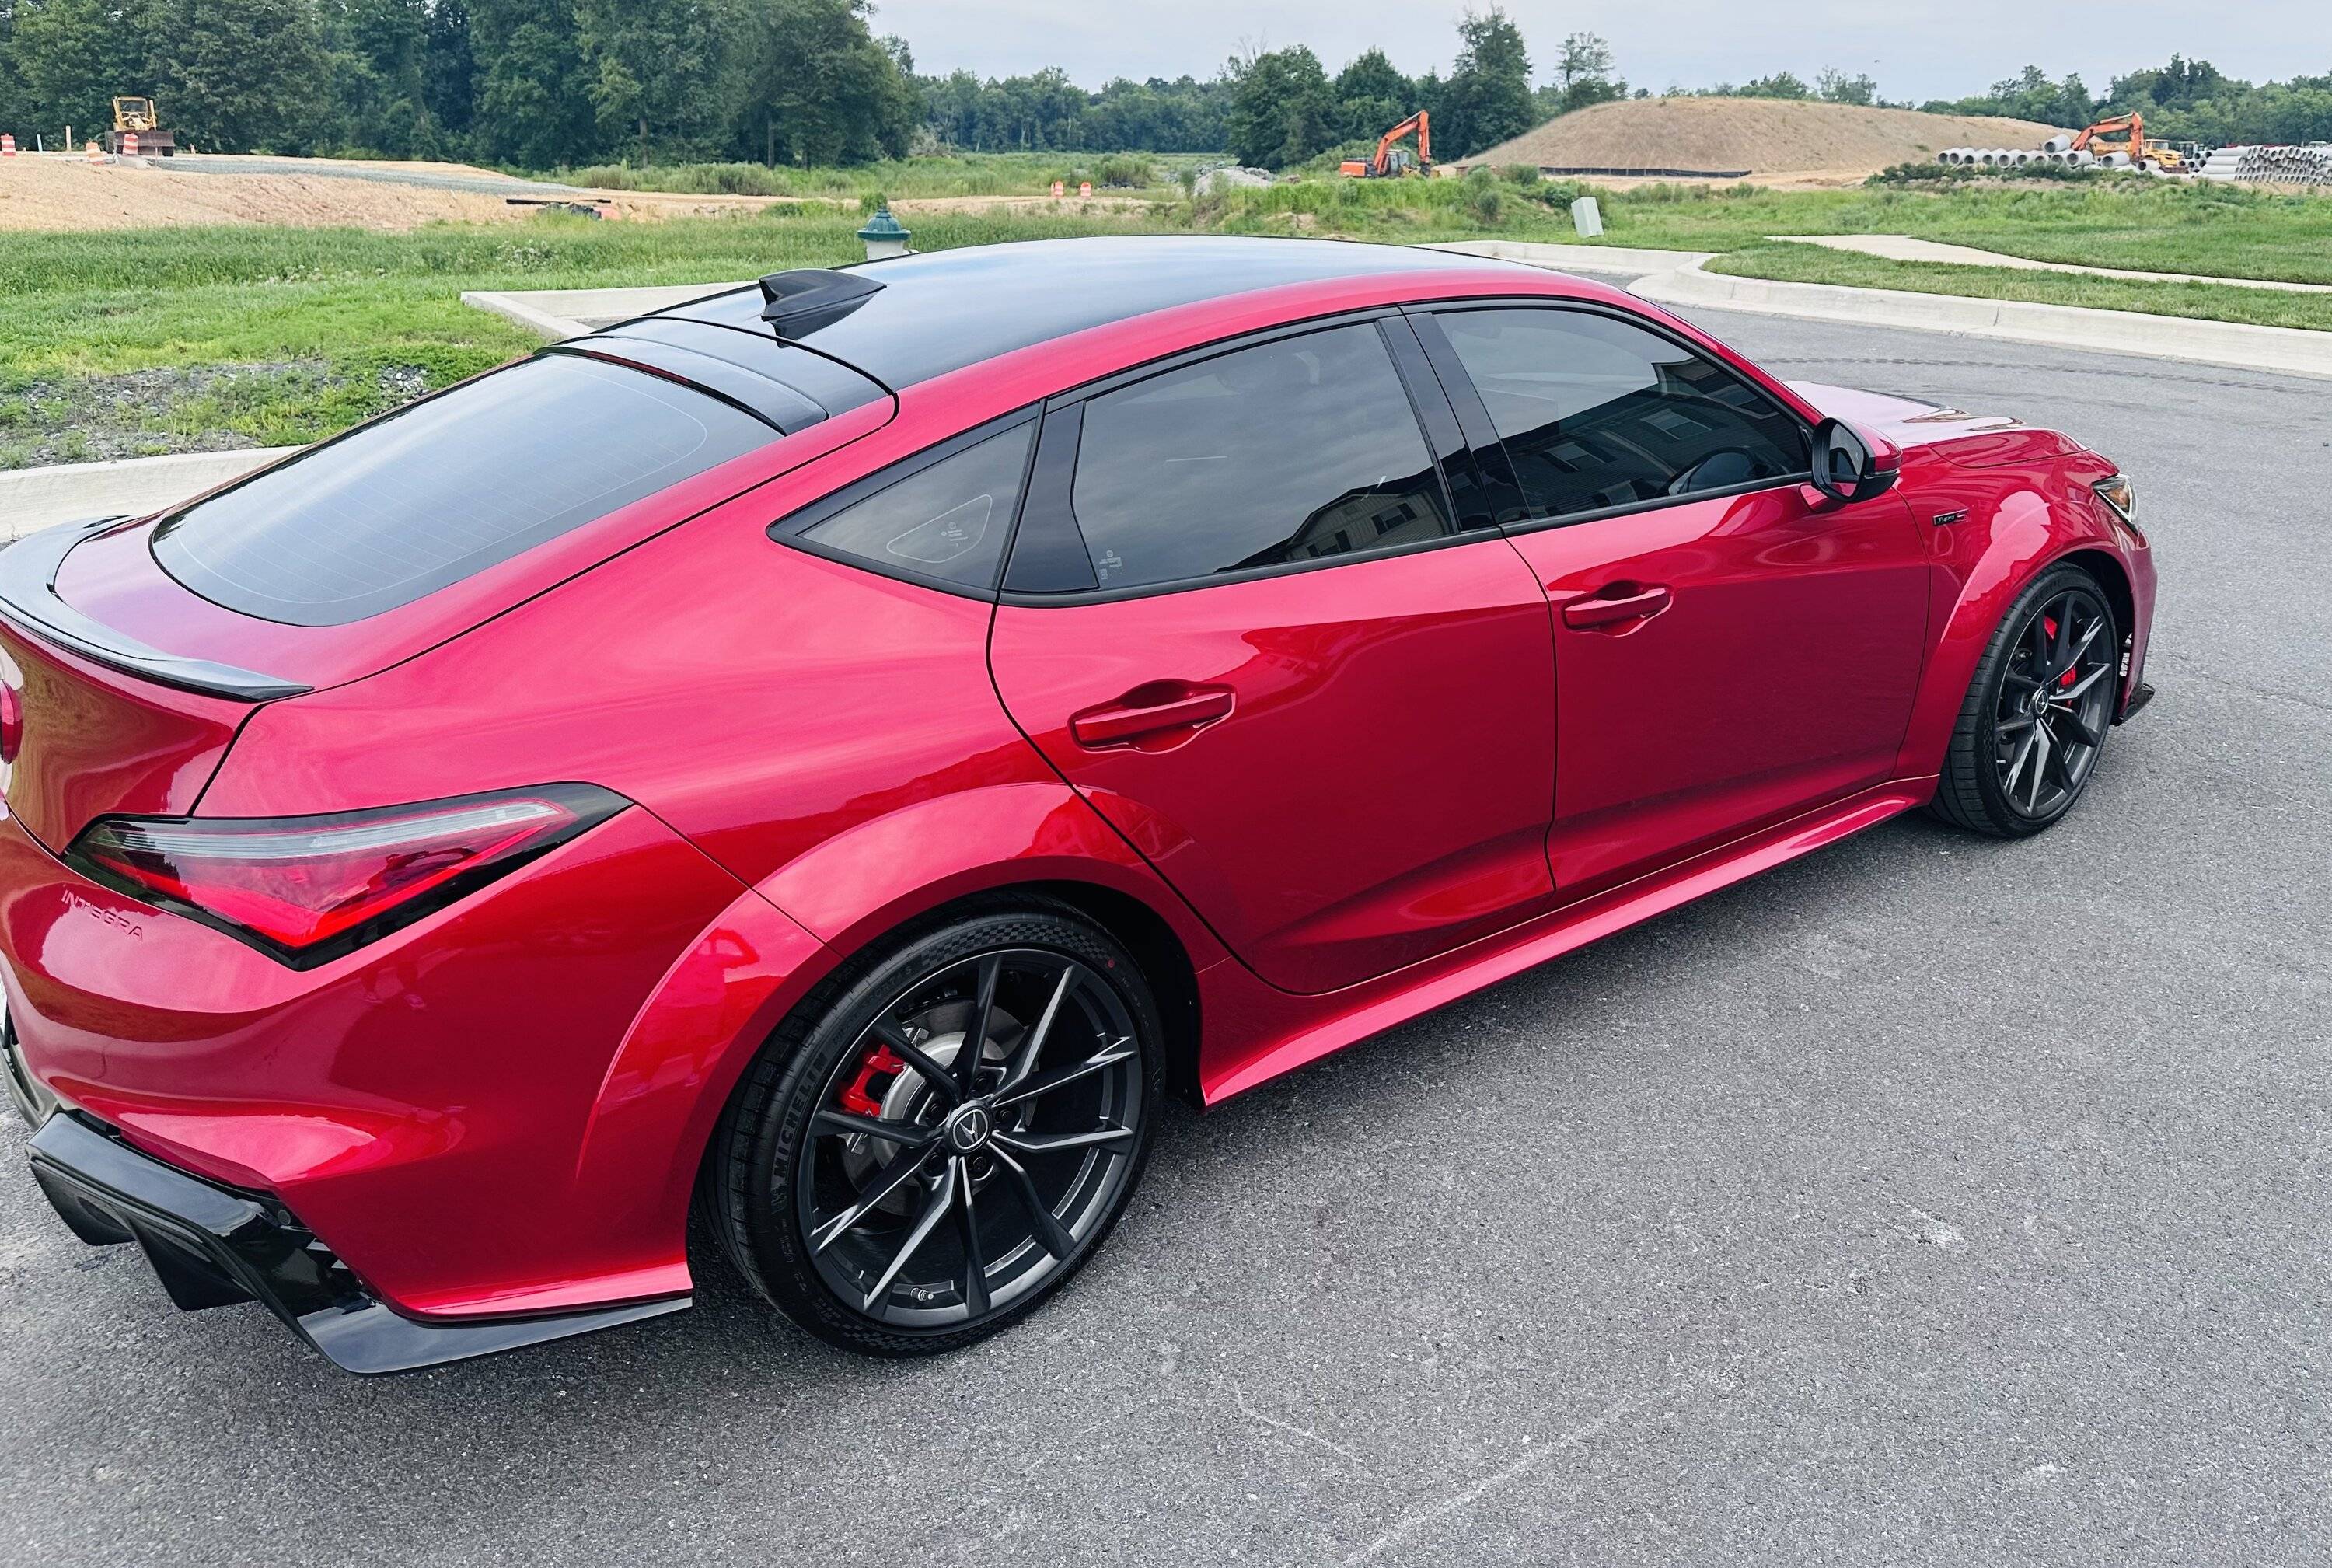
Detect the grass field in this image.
<box><xmin>1192</xmin><ymin>173</ymin><xmax>2332</xmax><ymax>285</ymax></box>
<box><xmin>0</xmin><ymin>209</ymin><xmax>1163</xmax><ymax>467</ymax></box>
<box><xmin>6</xmin><ymin>165</ymin><xmax>2328</xmax><ymax>468</ymax></box>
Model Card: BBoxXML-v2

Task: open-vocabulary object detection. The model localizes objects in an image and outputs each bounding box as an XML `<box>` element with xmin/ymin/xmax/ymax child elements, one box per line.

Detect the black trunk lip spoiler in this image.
<box><xmin>0</xmin><ymin>516</ymin><xmax>311</xmax><ymax>702</ymax></box>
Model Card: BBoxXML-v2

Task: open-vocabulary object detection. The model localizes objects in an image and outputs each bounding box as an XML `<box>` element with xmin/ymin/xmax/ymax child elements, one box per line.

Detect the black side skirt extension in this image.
<box><xmin>26</xmin><ymin>1112</ymin><xmax>687</xmax><ymax>1375</ymax></box>
<box><xmin>2117</xmin><ymin>680</ymin><xmax>2157</xmax><ymax>724</ymax></box>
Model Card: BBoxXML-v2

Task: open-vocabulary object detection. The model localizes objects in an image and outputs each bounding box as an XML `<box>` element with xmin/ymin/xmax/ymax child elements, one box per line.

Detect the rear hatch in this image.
<box><xmin>2</xmin><ymin>314</ymin><xmax>893</xmax><ymax>848</ymax></box>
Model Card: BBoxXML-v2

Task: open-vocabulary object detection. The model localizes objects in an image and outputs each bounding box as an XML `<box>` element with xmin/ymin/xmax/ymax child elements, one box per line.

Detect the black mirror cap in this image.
<box><xmin>1809</xmin><ymin>416</ymin><xmax>1900</xmax><ymax>505</ymax></box>
<box><xmin>758</xmin><ymin>269</ymin><xmax>884</xmax><ymax>340</ymax></box>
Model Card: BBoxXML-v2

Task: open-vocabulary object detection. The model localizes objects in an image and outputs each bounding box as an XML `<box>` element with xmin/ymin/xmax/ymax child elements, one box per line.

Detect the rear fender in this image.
<box><xmin>567</xmin><ymin>779</ymin><xmax>1224</xmax><ymax>1301</ymax></box>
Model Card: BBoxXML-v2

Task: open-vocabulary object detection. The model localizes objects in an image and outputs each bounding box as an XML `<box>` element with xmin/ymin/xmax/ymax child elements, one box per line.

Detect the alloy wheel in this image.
<box><xmin>794</xmin><ymin>948</ymin><xmax>1145</xmax><ymax>1330</ymax></box>
<box><xmin>1992</xmin><ymin>582</ymin><xmax>2116</xmax><ymax>819</ymax></box>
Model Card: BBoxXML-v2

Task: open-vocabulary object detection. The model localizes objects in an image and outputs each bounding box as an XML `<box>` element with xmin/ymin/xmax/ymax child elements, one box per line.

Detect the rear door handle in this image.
<box><xmin>1561</xmin><ymin>583</ymin><xmax>1673</xmax><ymax>630</ymax></box>
<box><xmin>1070</xmin><ymin>685</ymin><xmax>1234</xmax><ymax>747</ymax></box>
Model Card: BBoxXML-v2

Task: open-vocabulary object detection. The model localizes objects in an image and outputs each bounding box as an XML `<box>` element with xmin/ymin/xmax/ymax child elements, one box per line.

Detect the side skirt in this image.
<box><xmin>1201</xmin><ymin>780</ymin><xmax>1932</xmax><ymax>1102</ymax></box>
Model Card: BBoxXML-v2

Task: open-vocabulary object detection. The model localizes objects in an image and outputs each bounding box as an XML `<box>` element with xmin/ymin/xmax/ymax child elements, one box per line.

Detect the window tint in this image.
<box><xmin>152</xmin><ymin>354</ymin><xmax>771</xmax><ymax>627</ymax></box>
<box><xmin>1437</xmin><ymin>309</ymin><xmax>1809</xmax><ymax>520</ymax></box>
<box><xmin>1069</xmin><ymin>324</ymin><xmax>1451</xmax><ymax>591</ymax></box>
<box><xmin>798</xmin><ymin>423</ymin><xmax>1034</xmax><ymax>591</ymax></box>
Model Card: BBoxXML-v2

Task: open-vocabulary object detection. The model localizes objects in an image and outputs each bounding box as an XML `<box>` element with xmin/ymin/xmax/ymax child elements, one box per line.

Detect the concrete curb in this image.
<box><xmin>1631</xmin><ymin>257</ymin><xmax>2332</xmax><ymax>380</ymax></box>
<box><xmin>0</xmin><ymin>448</ymin><xmax>297</xmax><ymax>541</ymax></box>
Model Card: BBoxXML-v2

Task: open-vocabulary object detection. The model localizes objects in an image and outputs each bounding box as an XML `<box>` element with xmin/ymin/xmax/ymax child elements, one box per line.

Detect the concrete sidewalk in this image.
<box><xmin>0</xmin><ymin>447</ymin><xmax>296</xmax><ymax>540</ymax></box>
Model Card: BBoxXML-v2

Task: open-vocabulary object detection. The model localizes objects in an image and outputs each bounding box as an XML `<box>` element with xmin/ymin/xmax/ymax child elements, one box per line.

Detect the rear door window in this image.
<box><xmin>1066</xmin><ymin>324</ymin><xmax>1454</xmax><ymax>592</ymax></box>
<box><xmin>152</xmin><ymin>354</ymin><xmax>773</xmax><ymax>627</ymax></box>
<box><xmin>1434</xmin><ymin>309</ymin><xmax>1809</xmax><ymax>520</ymax></box>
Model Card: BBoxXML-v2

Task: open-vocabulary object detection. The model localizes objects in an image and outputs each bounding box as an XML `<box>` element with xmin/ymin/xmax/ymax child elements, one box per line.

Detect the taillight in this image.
<box><xmin>0</xmin><ymin>680</ymin><xmax>21</xmax><ymax>766</ymax></box>
<box><xmin>65</xmin><ymin>784</ymin><xmax>627</xmax><ymax>967</ymax></box>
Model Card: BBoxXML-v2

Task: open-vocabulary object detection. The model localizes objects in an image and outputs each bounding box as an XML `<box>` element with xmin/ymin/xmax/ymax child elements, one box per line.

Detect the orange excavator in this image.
<box><xmin>2069</xmin><ymin>112</ymin><xmax>2189</xmax><ymax>173</ymax></box>
<box><xmin>1339</xmin><ymin>111</ymin><xmax>1433</xmax><ymax>178</ymax></box>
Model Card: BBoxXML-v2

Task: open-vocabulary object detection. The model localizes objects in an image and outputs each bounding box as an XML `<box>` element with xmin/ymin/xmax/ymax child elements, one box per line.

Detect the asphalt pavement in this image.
<box><xmin>2</xmin><ymin>307</ymin><xmax>2326</xmax><ymax>1566</ymax></box>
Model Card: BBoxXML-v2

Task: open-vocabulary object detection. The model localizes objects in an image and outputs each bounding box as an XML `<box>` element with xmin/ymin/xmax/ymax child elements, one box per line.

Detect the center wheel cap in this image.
<box><xmin>942</xmin><ymin>1102</ymin><xmax>993</xmax><ymax>1154</ymax></box>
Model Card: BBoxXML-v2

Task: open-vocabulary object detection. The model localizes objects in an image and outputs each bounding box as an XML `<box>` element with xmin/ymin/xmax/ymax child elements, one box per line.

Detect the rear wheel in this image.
<box><xmin>1931</xmin><ymin>564</ymin><xmax>2120</xmax><ymax>837</ymax></box>
<box><xmin>710</xmin><ymin>903</ymin><xmax>1161</xmax><ymax>1356</ymax></box>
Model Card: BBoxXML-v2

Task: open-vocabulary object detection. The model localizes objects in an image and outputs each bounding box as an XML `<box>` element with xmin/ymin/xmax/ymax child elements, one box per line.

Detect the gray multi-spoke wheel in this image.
<box><xmin>710</xmin><ymin>902</ymin><xmax>1161</xmax><ymax>1355</ymax></box>
<box><xmin>1932</xmin><ymin>563</ymin><xmax>2121</xmax><ymax>837</ymax></box>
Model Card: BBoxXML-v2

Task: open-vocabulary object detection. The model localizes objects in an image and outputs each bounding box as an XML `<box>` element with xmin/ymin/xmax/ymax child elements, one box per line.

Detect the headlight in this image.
<box><xmin>2093</xmin><ymin>474</ymin><xmax>2137</xmax><ymax>525</ymax></box>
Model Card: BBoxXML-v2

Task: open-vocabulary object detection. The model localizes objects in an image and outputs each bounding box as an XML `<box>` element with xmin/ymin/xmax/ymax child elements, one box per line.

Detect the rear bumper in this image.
<box><xmin>26</xmin><ymin>1109</ymin><xmax>686</xmax><ymax>1374</ymax></box>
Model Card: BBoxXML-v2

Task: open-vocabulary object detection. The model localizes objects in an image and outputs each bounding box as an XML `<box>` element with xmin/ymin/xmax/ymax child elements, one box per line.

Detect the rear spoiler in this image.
<box><xmin>0</xmin><ymin>517</ymin><xmax>311</xmax><ymax>702</ymax></box>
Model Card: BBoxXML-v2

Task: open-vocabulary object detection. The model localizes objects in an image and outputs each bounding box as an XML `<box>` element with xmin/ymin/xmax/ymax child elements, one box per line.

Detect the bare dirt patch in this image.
<box><xmin>0</xmin><ymin>155</ymin><xmax>529</xmax><ymax>230</ymax></box>
<box><xmin>1458</xmin><ymin>98</ymin><xmax>2070</xmax><ymax>185</ymax></box>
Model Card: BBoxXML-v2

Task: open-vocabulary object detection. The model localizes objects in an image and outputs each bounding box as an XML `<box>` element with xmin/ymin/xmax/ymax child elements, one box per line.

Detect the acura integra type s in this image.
<box><xmin>0</xmin><ymin>237</ymin><xmax>2154</xmax><ymax>1371</ymax></box>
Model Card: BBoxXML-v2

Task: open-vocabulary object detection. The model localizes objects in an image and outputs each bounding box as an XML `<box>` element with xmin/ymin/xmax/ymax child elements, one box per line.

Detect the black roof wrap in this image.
<box><xmin>648</xmin><ymin>237</ymin><xmax>1507</xmax><ymax>392</ymax></box>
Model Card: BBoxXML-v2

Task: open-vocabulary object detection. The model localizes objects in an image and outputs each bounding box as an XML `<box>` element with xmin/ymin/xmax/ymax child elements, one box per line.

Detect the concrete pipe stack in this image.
<box><xmin>2227</xmin><ymin>144</ymin><xmax>2332</xmax><ymax>187</ymax></box>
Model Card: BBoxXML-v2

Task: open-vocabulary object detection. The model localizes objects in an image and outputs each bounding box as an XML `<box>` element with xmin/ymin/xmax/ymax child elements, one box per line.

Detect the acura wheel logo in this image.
<box><xmin>946</xmin><ymin>1105</ymin><xmax>991</xmax><ymax>1152</ymax></box>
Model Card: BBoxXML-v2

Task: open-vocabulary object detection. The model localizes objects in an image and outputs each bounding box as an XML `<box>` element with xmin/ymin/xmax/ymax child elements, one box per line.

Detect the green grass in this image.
<box><xmin>1709</xmin><ymin>244</ymin><xmax>2332</xmax><ymax>332</ymax></box>
<box><xmin>6</xmin><ymin>167</ymin><xmax>2327</xmax><ymax>467</ymax></box>
<box><xmin>0</xmin><ymin>208</ymin><xmax>1169</xmax><ymax>467</ymax></box>
<box><xmin>1181</xmin><ymin>170</ymin><xmax>2332</xmax><ymax>285</ymax></box>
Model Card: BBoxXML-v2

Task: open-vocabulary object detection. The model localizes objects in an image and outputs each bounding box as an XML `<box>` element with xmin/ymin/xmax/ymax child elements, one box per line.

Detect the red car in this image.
<box><xmin>1</xmin><ymin>238</ymin><xmax>2153</xmax><ymax>1371</ymax></box>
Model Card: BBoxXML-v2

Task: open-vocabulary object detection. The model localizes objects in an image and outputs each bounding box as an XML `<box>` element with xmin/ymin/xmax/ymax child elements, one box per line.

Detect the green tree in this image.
<box><xmin>1552</xmin><ymin>31</ymin><xmax>1623</xmax><ymax>114</ymax></box>
<box><xmin>1332</xmin><ymin>45</ymin><xmax>1412</xmax><ymax>143</ymax></box>
<box><xmin>571</xmin><ymin>0</ymin><xmax>740</xmax><ymax>162</ymax></box>
<box><xmin>422</xmin><ymin>0</ymin><xmax>475</xmax><ymax>140</ymax></box>
<box><xmin>1814</xmin><ymin>67</ymin><xmax>1876</xmax><ymax>106</ymax></box>
<box><xmin>1224</xmin><ymin>44</ymin><xmax>1335</xmax><ymax>168</ymax></box>
<box><xmin>1737</xmin><ymin>71</ymin><xmax>1810</xmax><ymax>100</ymax></box>
<box><xmin>733</xmin><ymin>0</ymin><xmax>914</xmax><ymax>166</ymax></box>
<box><xmin>1434</xmin><ymin>6</ymin><xmax>1534</xmax><ymax>159</ymax></box>
<box><xmin>468</xmin><ymin>0</ymin><xmax>600</xmax><ymax>166</ymax></box>
<box><xmin>160</xmin><ymin>0</ymin><xmax>331</xmax><ymax>150</ymax></box>
<box><xmin>11</xmin><ymin>0</ymin><xmax>162</xmax><ymax>146</ymax></box>
<box><xmin>326</xmin><ymin>0</ymin><xmax>431</xmax><ymax>155</ymax></box>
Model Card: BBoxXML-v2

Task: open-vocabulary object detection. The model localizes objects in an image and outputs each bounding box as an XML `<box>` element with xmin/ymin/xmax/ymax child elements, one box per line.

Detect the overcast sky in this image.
<box><xmin>872</xmin><ymin>1</ymin><xmax>2320</xmax><ymax>103</ymax></box>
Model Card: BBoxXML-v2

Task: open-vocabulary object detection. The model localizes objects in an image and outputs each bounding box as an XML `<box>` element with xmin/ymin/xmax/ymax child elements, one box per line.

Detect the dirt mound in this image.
<box><xmin>1458</xmin><ymin>97</ymin><xmax>2068</xmax><ymax>183</ymax></box>
<box><xmin>0</xmin><ymin>155</ymin><xmax>522</xmax><ymax>231</ymax></box>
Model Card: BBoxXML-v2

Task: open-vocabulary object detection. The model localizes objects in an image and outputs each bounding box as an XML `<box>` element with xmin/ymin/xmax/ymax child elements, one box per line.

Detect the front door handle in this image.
<box><xmin>1070</xmin><ymin>684</ymin><xmax>1235</xmax><ymax>747</ymax></box>
<box><xmin>1561</xmin><ymin>583</ymin><xmax>1673</xmax><ymax>630</ymax></box>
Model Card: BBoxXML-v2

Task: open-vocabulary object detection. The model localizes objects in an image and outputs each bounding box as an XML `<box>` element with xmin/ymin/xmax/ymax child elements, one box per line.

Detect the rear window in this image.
<box><xmin>152</xmin><ymin>354</ymin><xmax>772</xmax><ymax>627</ymax></box>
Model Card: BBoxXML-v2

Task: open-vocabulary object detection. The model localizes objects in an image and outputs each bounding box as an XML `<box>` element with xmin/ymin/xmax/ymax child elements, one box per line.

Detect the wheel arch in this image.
<box><xmin>2057</xmin><ymin>546</ymin><xmax>2137</xmax><ymax>711</ymax></box>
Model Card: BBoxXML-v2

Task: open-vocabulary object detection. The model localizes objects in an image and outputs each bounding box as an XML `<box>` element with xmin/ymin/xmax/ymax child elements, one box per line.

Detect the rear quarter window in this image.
<box><xmin>151</xmin><ymin>354</ymin><xmax>773</xmax><ymax>627</ymax></box>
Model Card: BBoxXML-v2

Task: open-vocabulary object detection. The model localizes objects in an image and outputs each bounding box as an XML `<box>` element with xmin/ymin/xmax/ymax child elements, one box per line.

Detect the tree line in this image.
<box><xmin>0</xmin><ymin>2</ymin><xmax>2325</xmax><ymax>169</ymax></box>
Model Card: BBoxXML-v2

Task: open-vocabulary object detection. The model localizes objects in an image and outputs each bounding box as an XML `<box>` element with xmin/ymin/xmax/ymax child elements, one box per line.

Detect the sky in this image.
<box><xmin>871</xmin><ymin>0</ymin><xmax>2323</xmax><ymax>103</ymax></box>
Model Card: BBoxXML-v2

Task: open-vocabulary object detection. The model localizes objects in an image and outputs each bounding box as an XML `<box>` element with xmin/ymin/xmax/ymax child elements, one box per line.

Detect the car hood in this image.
<box><xmin>1786</xmin><ymin>381</ymin><xmax>2087</xmax><ymax>468</ymax></box>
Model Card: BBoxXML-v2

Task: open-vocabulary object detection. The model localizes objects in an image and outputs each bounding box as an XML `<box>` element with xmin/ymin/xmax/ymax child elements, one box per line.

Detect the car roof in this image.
<box><xmin>641</xmin><ymin>236</ymin><xmax>1525</xmax><ymax>393</ymax></box>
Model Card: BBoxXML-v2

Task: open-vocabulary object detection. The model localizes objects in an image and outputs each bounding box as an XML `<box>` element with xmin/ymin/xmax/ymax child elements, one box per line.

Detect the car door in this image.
<box><xmin>987</xmin><ymin>317</ymin><xmax>1559</xmax><ymax>996</ymax></box>
<box><xmin>1416</xmin><ymin>304</ymin><xmax>1931</xmax><ymax>898</ymax></box>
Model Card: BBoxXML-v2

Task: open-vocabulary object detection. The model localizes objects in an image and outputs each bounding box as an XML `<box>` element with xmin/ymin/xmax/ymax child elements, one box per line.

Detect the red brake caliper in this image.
<box><xmin>2043</xmin><ymin>615</ymin><xmax>2076</xmax><ymax>689</ymax></box>
<box><xmin>838</xmin><ymin>1043</ymin><xmax>905</xmax><ymax>1116</ymax></box>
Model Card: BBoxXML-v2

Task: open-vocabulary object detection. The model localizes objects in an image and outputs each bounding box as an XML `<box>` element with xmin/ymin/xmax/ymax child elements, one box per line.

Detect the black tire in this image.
<box><xmin>1931</xmin><ymin>562</ymin><xmax>2120</xmax><ymax>838</ymax></box>
<box><xmin>709</xmin><ymin>898</ymin><xmax>1163</xmax><ymax>1356</ymax></box>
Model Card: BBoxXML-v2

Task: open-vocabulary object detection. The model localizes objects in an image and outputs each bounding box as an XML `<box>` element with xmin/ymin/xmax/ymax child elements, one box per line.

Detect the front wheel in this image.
<box><xmin>1931</xmin><ymin>563</ymin><xmax>2120</xmax><ymax>837</ymax></box>
<box><xmin>709</xmin><ymin>903</ymin><xmax>1163</xmax><ymax>1356</ymax></box>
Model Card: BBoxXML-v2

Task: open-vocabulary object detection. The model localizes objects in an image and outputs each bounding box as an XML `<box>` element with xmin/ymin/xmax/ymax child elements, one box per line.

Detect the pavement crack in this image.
<box><xmin>1225</xmin><ymin>1378</ymin><xmax>1364</xmax><ymax>1466</ymax></box>
<box><xmin>1340</xmin><ymin>1390</ymin><xmax>1648</xmax><ymax>1564</ymax></box>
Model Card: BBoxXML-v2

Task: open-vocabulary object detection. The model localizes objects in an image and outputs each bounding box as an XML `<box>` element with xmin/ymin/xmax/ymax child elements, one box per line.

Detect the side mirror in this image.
<box><xmin>1808</xmin><ymin>417</ymin><xmax>1900</xmax><ymax>505</ymax></box>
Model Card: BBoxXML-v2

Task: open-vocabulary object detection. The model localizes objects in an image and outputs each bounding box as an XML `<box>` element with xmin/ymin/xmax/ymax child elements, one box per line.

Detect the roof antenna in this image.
<box><xmin>758</xmin><ymin>269</ymin><xmax>884</xmax><ymax>340</ymax></box>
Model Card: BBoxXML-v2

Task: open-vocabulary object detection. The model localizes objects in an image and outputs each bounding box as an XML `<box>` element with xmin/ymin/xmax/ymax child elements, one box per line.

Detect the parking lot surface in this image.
<box><xmin>2</xmin><ymin>307</ymin><xmax>2325</xmax><ymax>1566</ymax></box>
